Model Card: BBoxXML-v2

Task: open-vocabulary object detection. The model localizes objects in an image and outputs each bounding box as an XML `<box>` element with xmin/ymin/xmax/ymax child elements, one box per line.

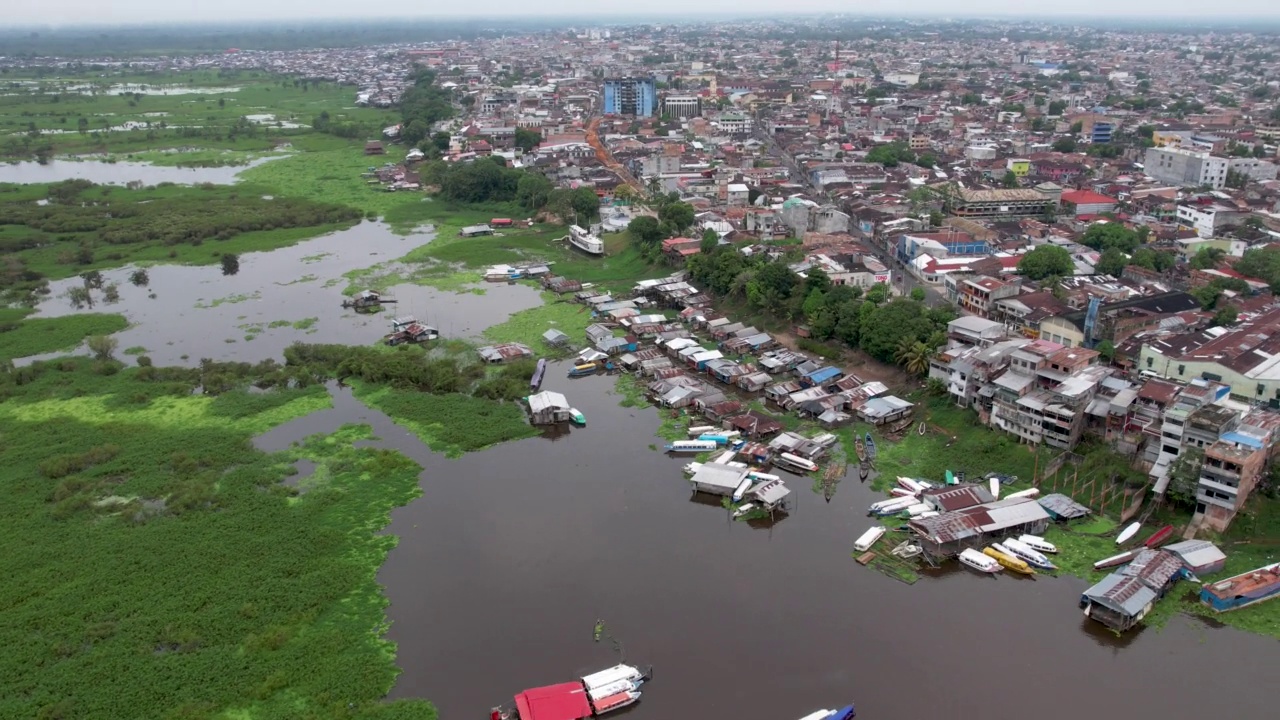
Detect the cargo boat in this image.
<box><xmin>492</xmin><ymin>663</ymin><xmax>650</xmax><ymax>720</ymax></box>
<box><xmin>1200</xmin><ymin>562</ymin><xmax>1280</xmax><ymax>612</ymax></box>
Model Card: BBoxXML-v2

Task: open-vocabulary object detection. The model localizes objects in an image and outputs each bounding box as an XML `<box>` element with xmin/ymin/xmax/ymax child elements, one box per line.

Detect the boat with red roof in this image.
<box><xmin>492</xmin><ymin>663</ymin><xmax>650</xmax><ymax>720</ymax></box>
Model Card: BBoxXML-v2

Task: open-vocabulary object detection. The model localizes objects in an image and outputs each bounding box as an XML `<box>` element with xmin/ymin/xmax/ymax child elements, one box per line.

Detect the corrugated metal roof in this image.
<box><xmin>1164</xmin><ymin>539</ymin><xmax>1227</xmax><ymax>568</ymax></box>
<box><xmin>1121</xmin><ymin>549</ymin><xmax>1185</xmax><ymax>590</ymax></box>
<box><xmin>750</xmin><ymin>479</ymin><xmax>792</xmax><ymax>504</ymax></box>
<box><xmin>690</xmin><ymin>464</ymin><xmax>748</xmax><ymax>491</ymax></box>
<box><xmin>910</xmin><ymin>497</ymin><xmax>1049</xmax><ymax>544</ymax></box>
<box><xmin>528</xmin><ymin>391</ymin><xmax>569</xmax><ymax>413</ymax></box>
<box><xmin>1037</xmin><ymin>493</ymin><xmax>1091</xmax><ymax>519</ymax></box>
<box><xmin>1083</xmin><ymin>573</ymin><xmax>1157</xmax><ymax>616</ymax></box>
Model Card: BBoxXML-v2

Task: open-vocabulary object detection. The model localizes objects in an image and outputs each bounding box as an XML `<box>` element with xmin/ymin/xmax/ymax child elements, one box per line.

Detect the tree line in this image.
<box><xmin>418</xmin><ymin>156</ymin><xmax>601</xmax><ymax>220</ymax></box>
<box><xmin>398</xmin><ymin>69</ymin><xmax>455</xmax><ymax>147</ymax></box>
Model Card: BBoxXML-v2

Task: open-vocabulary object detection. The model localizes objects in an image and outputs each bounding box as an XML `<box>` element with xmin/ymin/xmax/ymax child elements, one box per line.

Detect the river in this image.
<box><xmin>257</xmin><ymin>368</ymin><xmax>1276</xmax><ymax>720</ymax></box>
<box><xmin>21</xmin><ymin>221</ymin><xmax>543</xmax><ymax>366</ymax></box>
<box><xmin>0</xmin><ymin>156</ymin><xmax>280</xmax><ymax>185</ymax></box>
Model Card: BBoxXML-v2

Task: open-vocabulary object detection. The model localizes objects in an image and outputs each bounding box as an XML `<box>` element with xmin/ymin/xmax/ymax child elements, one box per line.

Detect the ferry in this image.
<box><xmin>665</xmin><ymin>440</ymin><xmax>718</xmax><ymax>454</ymax></box>
<box><xmin>1200</xmin><ymin>562</ymin><xmax>1280</xmax><ymax>612</ymax></box>
<box><xmin>493</xmin><ymin>663</ymin><xmax>650</xmax><ymax>720</ymax></box>
<box><xmin>732</xmin><ymin>476</ymin><xmax>755</xmax><ymax>502</ymax></box>
<box><xmin>697</xmin><ymin>433</ymin><xmax>731</xmax><ymax>445</ymax></box>
<box><xmin>959</xmin><ymin>548</ymin><xmax>1002</xmax><ymax>574</ymax></box>
<box><xmin>569</xmin><ymin>224</ymin><xmax>605</xmax><ymax>255</ymax></box>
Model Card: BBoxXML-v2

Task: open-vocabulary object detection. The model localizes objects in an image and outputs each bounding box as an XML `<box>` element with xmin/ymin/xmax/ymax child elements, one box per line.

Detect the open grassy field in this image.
<box><xmin>353</xmin><ymin>381</ymin><xmax>538</xmax><ymax>458</ymax></box>
<box><xmin>0</xmin><ymin>308</ymin><xmax>128</xmax><ymax>362</ymax></box>
<box><xmin>482</xmin><ymin>292</ymin><xmax>596</xmax><ymax>348</ymax></box>
<box><xmin>0</xmin><ymin>358</ymin><xmax>437</xmax><ymax>719</ymax></box>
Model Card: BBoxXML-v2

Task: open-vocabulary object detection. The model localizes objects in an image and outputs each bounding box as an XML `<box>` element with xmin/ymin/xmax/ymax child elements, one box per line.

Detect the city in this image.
<box><xmin>1</xmin><ymin>11</ymin><xmax>1279</xmax><ymax>720</ymax></box>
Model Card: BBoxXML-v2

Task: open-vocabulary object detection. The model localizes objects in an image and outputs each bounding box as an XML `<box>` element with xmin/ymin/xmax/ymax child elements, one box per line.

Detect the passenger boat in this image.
<box><xmin>687</xmin><ymin>425</ymin><xmax>715</xmax><ymax>436</ymax></box>
<box><xmin>1005</xmin><ymin>488</ymin><xmax>1040</xmax><ymax>500</ymax></box>
<box><xmin>796</xmin><ymin>704</ymin><xmax>856</xmax><ymax>720</ymax></box>
<box><xmin>864</xmin><ymin>434</ymin><xmax>877</xmax><ymax>461</ymax></box>
<box><xmin>989</xmin><ymin>477</ymin><xmax>1001</xmax><ymax>500</ymax></box>
<box><xmin>900</xmin><ymin>502</ymin><xmax>931</xmax><ymax>518</ymax></box>
<box><xmin>854</xmin><ymin>525</ymin><xmax>887</xmax><ymax>552</ymax></box>
<box><xmin>868</xmin><ymin>496</ymin><xmax>916</xmax><ymax>515</ymax></box>
<box><xmin>568</xmin><ymin>224</ymin><xmax>605</xmax><ymax>255</ymax></box>
<box><xmin>854</xmin><ymin>438</ymin><xmax>866</xmax><ymax>462</ymax></box>
<box><xmin>698</xmin><ymin>433</ymin><xmax>730</xmax><ymax>445</ymax></box>
<box><xmin>959</xmin><ymin>548</ymin><xmax>1002</xmax><ymax>574</ymax></box>
<box><xmin>890</xmin><ymin>487</ymin><xmax>915</xmax><ymax>498</ymax></box>
<box><xmin>776</xmin><ymin>452</ymin><xmax>818</xmax><ymax>473</ymax></box>
<box><xmin>918</xmin><ymin>510</ymin><xmax>939</xmax><ymax>518</ymax></box>
<box><xmin>529</xmin><ymin>358</ymin><xmax>548</xmax><ymax>390</ymax></box>
<box><xmin>1002</xmin><ymin>538</ymin><xmax>1057</xmax><ymax>570</ymax></box>
<box><xmin>732</xmin><ymin>476</ymin><xmax>755</xmax><ymax>503</ymax></box>
<box><xmin>1143</xmin><ymin>524</ymin><xmax>1176</xmax><ymax>548</ymax></box>
<box><xmin>732</xmin><ymin>502</ymin><xmax>757</xmax><ymax>519</ymax></box>
<box><xmin>1116</xmin><ymin>522</ymin><xmax>1142</xmax><ymax>545</ymax></box>
<box><xmin>494</xmin><ymin>663</ymin><xmax>650</xmax><ymax>720</ymax></box>
<box><xmin>1200</xmin><ymin>562</ymin><xmax>1280</xmax><ymax>612</ymax></box>
<box><xmin>748</xmin><ymin>471</ymin><xmax>781</xmax><ymax>482</ymax></box>
<box><xmin>1018</xmin><ymin>534</ymin><xmax>1058</xmax><ymax>554</ymax></box>
<box><xmin>984</xmin><ymin>545</ymin><xmax>1035</xmax><ymax>575</ymax></box>
<box><xmin>570</xmin><ymin>408</ymin><xmax>586</xmax><ymax>426</ymax></box>
<box><xmin>898</xmin><ymin>477</ymin><xmax>926</xmax><ymax>494</ymax></box>
<box><xmin>711</xmin><ymin>450</ymin><xmax>737</xmax><ymax>464</ymax></box>
<box><xmin>1093</xmin><ymin>550</ymin><xmax>1137</xmax><ymax>570</ymax></box>
<box><xmin>665</xmin><ymin>440</ymin><xmax>718</xmax><ymax>453</ymax></box>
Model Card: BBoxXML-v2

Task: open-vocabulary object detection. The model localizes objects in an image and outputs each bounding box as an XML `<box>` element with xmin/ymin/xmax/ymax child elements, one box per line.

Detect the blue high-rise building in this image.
<box><xmin>603</xmin><ymin>77</ymin><xmax>656</xmax><ymax>117</ymax></box>
<box><xmin>1091</xmin><ymin>122</ymin><xmax>1114</xmax><ymax>143</ymax></box>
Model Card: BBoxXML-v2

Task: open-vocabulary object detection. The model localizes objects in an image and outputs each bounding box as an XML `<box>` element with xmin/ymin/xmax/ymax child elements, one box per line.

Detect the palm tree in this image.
<box><xmin>894</xmin><ymin>337</ymin><xmax>934</xmax><ymax>377</ymax></box>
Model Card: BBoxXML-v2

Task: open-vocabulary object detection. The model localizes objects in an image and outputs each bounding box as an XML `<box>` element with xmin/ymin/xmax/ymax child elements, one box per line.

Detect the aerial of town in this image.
<box><xmin>1</xmin><ymin>12</ymin><xmax>1279</xmax><ymax>720</ymax></box>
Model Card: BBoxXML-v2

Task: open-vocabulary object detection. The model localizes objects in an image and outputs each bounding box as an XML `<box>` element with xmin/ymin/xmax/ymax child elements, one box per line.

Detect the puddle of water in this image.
<box><xmin>0</xmin><ymin>156</ymin><xmax>280</xmax><ymax>185</ymax></box>
<box><xmin>21</xmin><ymin>222</ymin><xmax>543</xmax><ymax>367</ymax></box>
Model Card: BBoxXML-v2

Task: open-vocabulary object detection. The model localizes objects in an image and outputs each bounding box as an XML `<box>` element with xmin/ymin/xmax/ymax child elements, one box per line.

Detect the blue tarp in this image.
<box><xmin>804</xmin><ymin>367</ymin><xmax>843</xmax><ymax>385</ymax></box>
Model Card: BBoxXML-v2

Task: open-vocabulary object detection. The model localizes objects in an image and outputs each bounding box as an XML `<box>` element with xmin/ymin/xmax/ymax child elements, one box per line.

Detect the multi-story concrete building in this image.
<box><xmin>1176</xmin><ymin>203</ymin><xmax>1244</xmax><ymax>238</ymax></box>
<box><xmin>939</xmin><ymin>184</ymin><xmax>1062</xmax><ymax>219</ymax></box>
<box><xmin>1143</xmin><ymin>146</ymin><xmax>1229</xmax><ymax>190</ymax></box>
<box><xmin>603</xmin><ymin>77</ymin><xmax>656</xmax><ymax>117</ymax></box>
<box><xmin>662</xmin><ymin>95</ymin><xmax>701</xmax><ymax>120</ymax></box>
<box><xmin>989</xmin><ymin>341</ymin><xmax>1106</xmax><ymax>449</ymax></box>
<box><xmin>1227</xmin><ymin>157</ymin><xmax>1279</xmax><ymax>182</ymax></box>
<box><xmin>1198</xmin><ymin>426</ymin><xmax>1268</xmax><ymax>532</ymax></box>
<box><xmin>957</xmin><ymin>276</ymin><xmax>1021</xmax><ymax>318</ymax></box>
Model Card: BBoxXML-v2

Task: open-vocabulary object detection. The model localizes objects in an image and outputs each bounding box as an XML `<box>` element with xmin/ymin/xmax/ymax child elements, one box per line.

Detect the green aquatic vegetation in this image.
<box><xmin>353</xmin><ymin>382</ymin><xmax>537</xmax><ymax>458</ymax></box>
<box><xmin>482</xmin><ymin>292</ymin><xmax>593</xmax><ymax>348</ymax></box>
<box><xmin>276</xmin><ymin>273</ymin><xmax>319</xmax><ymax>285</ymax></box>
<box><xmin>238</xmin><ymin>146</ymin><xmax>422</xmax><ymax>218</ymax></box>
<box><xmin>197</xmin><ymin>290</ymin><xmax>262</xmax><ymax>308</ymax></box>
<box><xmin>0</xmin><ymin>360</ymin><xmax>436</xmax><ymax>719</ymax></box>
<box><xmin>122</xmin><ymin>345</ymin><xmax>148</xmax><ymax>355</ymax></box>
<box><xmin>207</xmin><ymin>385</ymin><xmax>329</xmax><ymax>420</ymax></box>
<box><xmin>0</xmin><ymin>310</ymin><xmax>128</xmax><ymax>362</ymax></box>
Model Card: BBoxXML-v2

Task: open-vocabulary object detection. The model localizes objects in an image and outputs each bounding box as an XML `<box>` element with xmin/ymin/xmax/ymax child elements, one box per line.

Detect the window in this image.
<box><xmin>1146</xmin><ymin>357</ymin><xmax>1154</xmax><ymax>368</ymax></box>
<box><xmin>1178</xmin><ymin>364</ymin><xmax>1186</xmax><ymax>376</ymax></box>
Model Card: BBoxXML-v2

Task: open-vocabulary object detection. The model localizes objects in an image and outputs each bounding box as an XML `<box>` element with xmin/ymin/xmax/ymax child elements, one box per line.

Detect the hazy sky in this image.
<box><xmin>6</xmin><ymin>1</ymin><xmax>1280</xmax><ymax>26</ymax></box>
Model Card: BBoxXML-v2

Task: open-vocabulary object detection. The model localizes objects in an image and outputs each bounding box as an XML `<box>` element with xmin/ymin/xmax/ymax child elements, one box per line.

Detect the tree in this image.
<box><xmin>1189</xmin><ymin>246</ymin><xmax>1225</xmax><ymax>270</ymax></box>
<box><xmin>894</xmin><ymin>337</ymin><xmax>934</xmax><ymax>376</ymax></box>
<box><xmin>1017</xmin><ymin>245</ymin><xmax>1073</xmax><ymax>280</ymax></box>
<box><xmin>1096</xmin><ymin>340</ymin><xmax>1116</xmax><ymax>362</ymax></box>
<box><xmin>1069</xmin><ymin>121</ymin><xmax>1083</xmax><ymax>134</ymax></box>
<box><xmin>1001</xmin><ymin>170</ymin><xmax>1020</xmax><ymax>188</ymax></box>
<box><xmin>1052</xmin><ymin>137</ymin><xmax>1077</xmax><ymax>153</ymax></box>
<box><xmin>1130</xmin><ymin>247</ymin><xmax>1176</xmax><ymax>272</ymax></box>
<box><xmin>514</xmin><ymin>127</ymin><xmax>541</xmax><ymax>152</ymax></box>
<box><xmin>1047</xmin><ymin>100</ymin><xmax>1067</xmax><ymax>116</ymax></box>
<box><xmin>1235</xmin><ymin>246</ymin><xmax>1280</xmax><ymax>292</ymax></box>
<box><xmin>1213</xmin><ymin>305</ymin><xmax>1239</xmax><ymax>327</ymax></box>
<box><xmin>658</xmin><ymin>201</ymin><xmax>695</xmax><ymax>232</ymax></box>
<box><xmin>1080</xmin><ymin>223</ymin><xmax>1140</xmax><ymax>253</ymax></box>
<box><xmin>220</xmin><ymin>253</ymin><xmax>240</xmax><ymax>276</ymax></box>
<box><xmin>570</xmin><ymin>186</ymin><xmax>601</xmax><ymax>222</ymax></box>
<box><xmin>860</xmin><ymin>299</ymin><xmax>935</xmax><ymax>363</ymax></box>
<box><xmin>909</xmin><ymin>287</ymin><xmax>926</xmax><ymax>302</ymax></box>
<box><xmin>628</xmin><ymin>215</ymin><xmax>664</xmax><ymax>249</ymax></box>
<box><xmin>1096</xmin><ymin>247</ymin><xmax>1127</xmax><ymax>276</ymax></box>
<box><xmin>515</xmin><ymin>173</ymin><xmax>553</xmax><ymax>211</ymax></box>
<box><xmin>431</xmin><ymin>131</ymin><xmax>451</xmax><ymax>152</ymax></box>
<box><xmin>87</xmin><ymin>335</ymin><xmax>118</xmax><ymax>362</ymax></box>
<box><xmin>700</xmin><ymin>229</ymin><xmax>720</xmax><ymax>254</ymax></box>
<box><xmin>865</xmin><ymin>142</ymin><xmax>916</xmax><ymax>167</ymax></box>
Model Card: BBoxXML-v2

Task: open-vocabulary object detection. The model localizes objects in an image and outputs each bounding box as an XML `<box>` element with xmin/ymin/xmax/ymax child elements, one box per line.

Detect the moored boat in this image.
<box><xmin>1143</xmin><ymin>524</ymin><xmax>1175</xmax><ymax>548</ymax></box>
<box><xmin>732</xmin><ymin>476</ymin><xmax>755</xmax><ymax>502</ymax></box>
<box><xmin>864</xmin><ymin>434</ymin><xmax>877</xmax><ymax>461</ymax></box>
<box><xmin>1002</xmin><ymin>538</ymin><xmax>1057</xmax><ymax>570</ymax></box>
<box><xmin>890</xmin><ymin>487</ymin><xmax>915</xmax><ymax>498</ymax></box>
<box><xmin>495</xmin><ymin>663</ymin><xmax>650</xmax><ymax>720</ymax></box>
<box><xmin>900</xmin><ymin>502</ymin><xmax>931</xmax><ymax>518</ymax></box>
<box><xmin>1200</xmin><ymin>562</ymin><xmax>1280</xmax><ymax>612</ymax></box>
<box><xmin>732</xmin><ymin>502</ymin><xmax>757</xmax><ymax>519</ymax></box>
<box><xmin>665</xmin><ymin>440</ymin><xmax>718</xmax><ymax>454</ymax></box>
<box><xmin>570</xmin><ymin>408</ymin><xmax>586</xmax><ymax>426</ymax></box>
<box><xmin>898</xmin><ymin>477</ymin><xmax>926</xmax><ymax>494</ymax></box>
<box><xmin>918</xmin><ymin>421</ymin><xmax>926</xmax><ymax>436</ymax></box>
<box><xmin>1018</xmin><ymin>534</ymin><xmax>1058</xmax><ymax>554</ymax></box>
<box><xmin>891</xmin><ymin>541</ymin><xmax>923</xmax><ymax>559</ymax></box>
<box><xmin>858</xmin><ymin>463</ymin><xmax>870</xmax><ymax>481</ymax></box>
<box><xmin>989</xmin><ymin>477</ymin><xmax>1000</xmax><ymax>500</ymax></box>
<box><xmin>1093</xmin><ymin>550</ymin><xmax>1137</xmax><ymax>570</ymax></box>
<box><xmin>687</xmin><ymin>425</ymin><xmax>715</xmax><ymax>436</ymax></box>
<box><xmin>530</xmin><ymin>358</ymin><xmax>548</xmax><ymax>390</ymax></box>
<box><xmin>868</xmin><ymin>496</ymin><xmax>916</xmax><ymax>515</ymax></box>
<box><xmin>854</xmin><ymin>438</ymin><xmax>866</xmax><ymax>462</ymax></box>
<box><xmin>984</xmin><ymin>545</ymin><xmax>1035</xmax><ymax>575</ymax></box>
<box><xmin>568</xmin><ymin>224</ymin><xmax>605</xmax><ymax>255</ymax></box>
<box><xmin>682</xmin><ymin>462</ymin><xmax>703</xmax><ymax>476</ymax></box>
<box><xmin>959</xmin><ymin>548</ymin><xmax>1002</xmax><ymax>573</ymax></box>
<box><xmin>854</xmin><ymin>525</ymin><xmax>887</xmax><ymax>552</ymax></box>
<box><xmin>1116</xmin><ymin>522</ymin><xmax>1142</xmax><ymax>545</ymax></box>
<box><xmin>776</xmin><ymin>452</ymin><xmax>818</xmax><ymax>473</ymax></box>
<box><xmin>796</xmin><ymin>704</ymin><xmax>856</xmax><ymax>720</ymax></box>
<box><xmin>1005</xmin><ymin>488</ymin><xmax>1040</xmax><ymax>500</ymax></box>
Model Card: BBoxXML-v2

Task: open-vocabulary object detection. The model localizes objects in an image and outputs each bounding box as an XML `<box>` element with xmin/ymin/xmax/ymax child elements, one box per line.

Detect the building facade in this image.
<box><xmin>1143</xmin><ymin>146</ymin><xmax>1229</xmax><ymax>190</ymax></box>
<box><xmin>603</xmin><ymin>77</ymin><xmax>657</xmax><ymax>117</ymax></box>
<box><xmin>663</xmin><ymin>95</ymin><xmax>701</xmax><ymax>120</ymax></box>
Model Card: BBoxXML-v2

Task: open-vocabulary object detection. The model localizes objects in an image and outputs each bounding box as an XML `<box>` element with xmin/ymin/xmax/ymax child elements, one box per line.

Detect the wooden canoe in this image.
<box><xmin>854</xmin><ymin>439</ymin><xmax>866</xmax><ymax>462</ymax></box>
<box><xmin>1143</xmin><ymin>524</ymin><xmax>1176</xmax><ymax>548</ymax></box>
<box><xmin>918</xmin><ymin>421</ymin><xmax>926</xmax><ymax>436</ymax></box>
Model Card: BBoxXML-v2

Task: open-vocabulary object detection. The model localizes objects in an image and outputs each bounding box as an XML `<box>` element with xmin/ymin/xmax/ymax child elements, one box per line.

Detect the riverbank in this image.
<box><xmin>0</xmin><ymin>308</ymin><xmax>128</xmax><ymax>362</ymax></box>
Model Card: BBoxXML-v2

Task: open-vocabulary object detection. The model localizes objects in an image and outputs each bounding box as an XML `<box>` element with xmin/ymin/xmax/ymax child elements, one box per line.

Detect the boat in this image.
<box><xmin>1005</xmin><ymin>488</ymin><xmax>1040</xmax><ymax>500</ymax></box>
<box><xmin>665</xmin><ymin>440</ymin><xmax>718</xmax><ymax>453</ymax></box>
<box><xmin>1143</xmin><ymin>524</ymin><xmax>1176</xmax><ymax>548</ymax></box>
<box><xmin>918</xmin><ymin>421</ymin><xmax>927</xmax><ymax>436</ymax></box>
<box><xmin>945</xmin><ymin>469</ymin><xmax>955</xmax><ymax>485</ymax></box>
<box><xmin>496</xmin><ymin>663</ymin><xmax>650</xmax><ymax>720</ymax></box>
<box><xmin>900</xmin><ymin>502</ymin><xmax>931</xmax><ymax>518</ymax></box>
<box><xmin>891</xmin><ymin>541</ymin><xmax>923</xmax><ymax>559</ymax></box>
<box><xmin>530</xmin><ymin>358</ymin><xmax>548</xmax><ymax>390</ymax></box>
<box><xmin>682</xmin><ymin>462</ymin><xmax>702</xmax><ymax>476</ymax></box>
<box><xmin>687</xmin><ymin>425</ymin><xmax>715</xmax><ymax>436</ymax></box>
<box><xmin>984</xmin><ymin>546</ymin><xmax>1035</xmax><ymax>575</ymax></box>
<box><xmin>568</xmin><ymin>224</ymin><xmax>605</xmax><ymax>255</ymax></box>
<box><xmin>570</xmin><ymin>408</ymin><xmax>586</xmax><ymax>426</ymax></box>
<box><xmin>858</xmin><ymin>464</ymin><xmax>869</xmax><ymax>481</ymax></box>
<box><xmin>854</xmin><ymin>525</ymin><xmax>887</xmax><ymax>552</ymax></box>
<box><xmin>918</xmin><ymin>511</ymin><xmax>939</xmax><ymax>518</ymax></box>
<box><xmin>1002</xmin><ymin>538</ymin><xmax>1057</xmax><ymax>570</ymax></box>
<box><xmin>732</xmin><ymin>502</ymin><xmax>757</xmax><ymax>519</ymax></box>
<box><xmin>864</xmin><ymin>434</ymin><xmax>877</xmax><ymax>461</ymax></box>
<box><xmin>989</xmin><ymin>477</ymin><xmax>1000</xmax><ymax>500</ymax></box>
<box><xmin>959</xmin><ymin>548</ymin><xmax>1002</xmax><ymax>574</ymax></box>
<box><xmin>854</xmin><ymin>438</ymin><xmax>866</xmax><ymax>462</ymax></box>
<box><xmin>1093</xmin><ymin>550</ymin><xmax>1137</xmax><ymax>570</ymax></box>
<box><xmin>1116</xmin><ymin>522</ymin><xmax>1142</xmax><ymax>545</ymax></box>
<box><xmin>796</xmin><ymin>705</ymin><xmax>856</xmax><ymax>720</ymax></box>
<box><xmin>748</xmin><ymin>471</ymin><xmax>781</xmax><ymax>482</ymax></box>
<box><xmin>732</xmin><ymin>477</ymin><xmax>755</xmax><ymax>502</ymax></box>
<box><xmin>890</xmin><ymin>487</ymin><xmax>915</xmax><ymax>498</ymax></box>
<box><xmin>711</xmin><ymin>450</ymin><xmax>737</xmax><ymax>464</ymax></box>
<box><xmin>776</xmin><ymin>452</ymin><xmax>818</xmax><ymax>473</ymax></box>
<box><xmin>697</xmin><ymin>433</ymin><xmax>730</xmax><ymax>445</ymax></box>
<box><xmin>868</xmin><ymin>496</ymin><xmax>916</xmax><ymax>515</ymax></box>
<box><xmin>1200</xmin><ymin>562</ymin><xmax>1280</xmax><ymax>612</ymax></box>
<box><xmin>897</xmin><ymin>477</ymin><xmax>926</xmax><ymax>494</ymax></box>
<box><xmin>1018</xmin><ymin>534</ymin><xmax>1058</xmax><ymax>554</ymax></box>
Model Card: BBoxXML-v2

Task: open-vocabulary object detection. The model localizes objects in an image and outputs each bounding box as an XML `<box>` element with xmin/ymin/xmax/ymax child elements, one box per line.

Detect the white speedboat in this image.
<box><xmin>959</xmin><ymin>548</ymin><xmax>1002</xmax><ymax>573</ymax></box>
<box><xmin>1003</xmin><ymin>538</ymin><xmax>1057</xmax><ymax>570</ymax></box>
<box><xmin>1018</xmin><ymin>534</ymin><xmax>1058</xmax><ymax>554</ymax></box>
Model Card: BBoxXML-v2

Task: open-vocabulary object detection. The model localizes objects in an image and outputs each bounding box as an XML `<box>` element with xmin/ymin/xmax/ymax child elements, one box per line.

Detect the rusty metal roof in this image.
<box><xmin>1082</xmin><ymin>573</ymin><xmax>1158</xmax><ymax>617</ymax></box>
<box><xmin>909</xmin><ymin>497</ymin><xmax>1049</xmax><ymax>544</ymax></box>
<box><xmin>1121</xmin><ymin>549</ymin><xmax>1186</xmax><ymax>590</ymax></box>
<box><xmin>922</xmin><ymin>483</ymin><xmax>994</xmax><ymax>512</ymax></box>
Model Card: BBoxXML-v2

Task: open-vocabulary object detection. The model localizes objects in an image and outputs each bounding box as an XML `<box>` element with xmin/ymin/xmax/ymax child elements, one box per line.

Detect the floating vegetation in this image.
<box><xmin>0</xmin><ymin>309</ymin><xmax>128</xmax><ymax>362</ymax></box>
